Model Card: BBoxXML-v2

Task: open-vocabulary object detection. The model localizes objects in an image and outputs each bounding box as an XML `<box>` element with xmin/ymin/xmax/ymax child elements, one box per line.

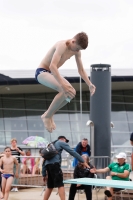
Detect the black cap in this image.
<box><xmin>58</xmin><ymin>136</ymin><xmax>69</xmax><ymax>143</ymax></box>
<box><xmin>130</xmin><ymin>132</ymin><xmax>133</xmax><ymax>141</ymax></box>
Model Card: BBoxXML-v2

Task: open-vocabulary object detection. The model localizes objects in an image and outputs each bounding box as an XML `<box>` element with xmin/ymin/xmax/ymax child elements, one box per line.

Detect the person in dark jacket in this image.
<box><xmin>68</xmin><ymin>154</ymin><xmax>94</xmax><ymax>200</ymax></box>
<box><xmin>42</xmin><ymin>136</ymin><xmax>90</xmax><ymax>200</ymax></box>
<box><xmin>73</xmin><ymin>138</ymin><xmax>91</xmax><ymax>167</ymax></box>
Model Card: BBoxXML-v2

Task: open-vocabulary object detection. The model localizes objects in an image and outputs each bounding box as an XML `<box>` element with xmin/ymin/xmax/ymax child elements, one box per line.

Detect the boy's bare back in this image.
<box><xmin>1</xmin><ymin>156</ymin><xmax>16</xmax><ymax>174</ymax></box>
<box><xmin>38</xmin><ymin>40</ymin><xmax>78</xmax><ymax>70</ymax></box>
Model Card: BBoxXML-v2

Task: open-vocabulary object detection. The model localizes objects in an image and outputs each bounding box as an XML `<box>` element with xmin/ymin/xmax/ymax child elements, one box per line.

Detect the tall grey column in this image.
<box><xmin>90</xmin><ymin>64</ymin><xmax>111</xmax><ymax>158</ymax></box>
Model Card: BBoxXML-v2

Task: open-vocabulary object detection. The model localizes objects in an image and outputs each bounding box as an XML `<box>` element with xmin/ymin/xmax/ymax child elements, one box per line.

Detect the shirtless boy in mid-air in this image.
<box><xmin>35</xmin><ymin>32</ymin><xmax>96</xmax><ymax>133</ymax></box>
<box><xmin>0</xmin><ymin>147</ymin><xmax>18</xmax><ymax>200</ymax></box>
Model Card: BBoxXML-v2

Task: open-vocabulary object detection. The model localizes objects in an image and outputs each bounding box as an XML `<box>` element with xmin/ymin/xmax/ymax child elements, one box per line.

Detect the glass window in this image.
<box><xmin>3</xmin><ymin>109</ymin><xmax>26</xmax><ymax>118</ymax></box>
<box><xmin>128</xmin><ymin>122</ymin><xmax>133</xmax><ymax>132</ymax></box>
<box><xmin>127</xmin><ymin>111</ymin><xmax>133</xmax><ymax>121</ymax></box>
<box><xmin>112</xmin><ymin>131</ymin><xmax>130</xmax><ymax>145</ymax></box>
<box><xmin>26</xmin><ymin>111</ymin><xmax>42</xmax><ymax>119</ymax></box>
<box><xmin>111</xmin><ymin>111</ymin><xmax>128</xmax><ymax>121</ymax></box>
<box><xmin>124</xmin><ymin>97</ymin><xmax>133</xmax><ymax>103</ymax></box>
<box><xmin>4</xmin><ymin>119</ymin><xmax>27</xmax><ymax>131</ymax></box>
<box><xmin>53</xmin><ymin>113</ymin><xmax>69</xmax><ymax>121</ymax></box>
<box><xmin>25</xmin><ymin>93</ymin><xmax>46</xmax><ymax>99</ymax></box>
<box><xmin>112</xmin><ymin>121</ymin><xmax>129</xmax><ymax>132</ymax></box>
<box><xmin>2</xmin><ymin>96</ymin><xmax>25</xmax><ymax>109</ymax></box>
<box><xmin>125</xmin><ymin>104</ymin><xmax>133</xmax><ymax>111</ymax></box>
<box><xmin>25</xmin><ymin>99</ymin><xmax>47</xmax><ymax>110</ymax></box>
<box><xmin>45</xmin><ymin>92</ymin><xmax>57</xmax><ymax>100</ymax></box>
<box><xmin>75</xmin><ymin>91</ymin><xmax>88</xmax><ymax>101</ymax></box>
<box><xmin>112</xmin><ymin>95</ymin><xmax>124</xmax><ymax>103</ymax></box>
<box><xmin>0</xmin><ymin>119</ymin><xmax>4</xmax><ymax>131</ymax></box>
<box><xmin>0</xmin><ymin>132</ymin><xmax>6</xmax><ymax>145</ymax></box>
<box><xmin>69</xmin><ymin>112</ymin><xmax>90</xmax><ymax>122</ymax></box>
<box><xmin>123</xmin><ymin>90</ymin><xmax>133</xmax><ymax>96</ymax></box>
<box><xmin>53</xmin><ymin>121</ymin><xmax>71</xmax><ymax>132</ymax></box>
<box><xmin>27</xmin><ymin>119</ymin><xmax>44</xmax><ymax>131</ymax></box>
<box><xmin>70</xmin><ymin>119</ymin><xmax>90</xmax><ymax>133</ymax></box>
<box><xmin>4</xmin><ymin>130</ymin><xmax>28</xmax><ymax>145</ymax></box>
<box><xmin>27</xmin><ymin>131</ymin><xmax>45</xmax><ymax>138</ymax></box>
<box><xmin>112</xmin><ymin>103</ymin><xmax>126</xmax><ymax>111</ymax></box>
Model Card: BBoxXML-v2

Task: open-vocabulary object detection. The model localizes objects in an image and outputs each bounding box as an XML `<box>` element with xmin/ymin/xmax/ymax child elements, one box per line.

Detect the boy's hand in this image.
<box><xmin>90</xmin><ymin>167</ymin><xmax>97</xmax><ymax>173</ymax></box>
<box><xmin>62</xmin><ymin>83</ymin><xmax>76</xmax><ymax>99</ymax></box>
<box><xmin>0</xmin><ymin>169</ymin><xmax>5</xmax><ymax>173</ymax></box>
<box><xmin>16</xmin><ymin>147</ymin><xmax>20</xmax><ymax>152</ymax></box>
<box><xmin>15</xmin><ymin>172</ymin><xmax>19</xmax><ymax>178</ymax></box>
<box><xmin>43</xmin><ymin>176</ymin><xmax>47</xmax><ymax>182</ymax></box>
<box><xmin>89</xmin><ymin>84</ymin><xmax>96</xmax><ymax>96</ymax></box>
<box><xmin>82</xmin><ymin>162</ymin><xmax>90</xmax><ymax>168</ymax></box>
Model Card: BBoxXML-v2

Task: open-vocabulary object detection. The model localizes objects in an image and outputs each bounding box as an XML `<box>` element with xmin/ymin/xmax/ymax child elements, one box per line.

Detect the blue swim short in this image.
<box><xmin>35</xmin><ymin>68</ymin><xmax>51</xmax><ymax>82</ymax></box>
<box><xmin>2</xmin><ymin>174</ymin><xmax>14</xmax><ymax>179</ymax></box>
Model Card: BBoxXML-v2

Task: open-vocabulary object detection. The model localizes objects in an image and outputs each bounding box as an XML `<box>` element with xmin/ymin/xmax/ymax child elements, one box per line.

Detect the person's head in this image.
<box><xmin>115</xmin><ymin>152</ymin><xmax>126</xmax><ymax>165</ymax></box>
<box><xmin>67</xmin><ymin>32</ymin><xmax>88</xmax><ymax>52</ymax></box>
<box><xmin>81</xmin><ymin>138</ymin><xmax>88</xmax><ymax>147</ymax></box>
<box><xmin>39</xmin><ymin>148</ymin><xmax>43</xmax><ymax>155</ymax></box>
<box><xmin>81</xmin><ymin>154</ymin><xmax>89</xmax><ymax>163</ymax></box>
<box><xmin>4</xmin><ymin>146</ymin><xmax>11</xmax><ymax>157</ymax></box>
<box><xmin>25</xmin><ymin>149</ymin><xmax>31</xmax><ymax>156</ymax></box>
<box><xmin>10</xmin><ymin>138</ymin><xmax>17</xmax><ymax>147</ymax></box>
<box><xmin>58</xmin><ymin>136</ymin><xmax>69</xmax><ymax>143</ymax></box>
<box><xmin>130</xmin><ymin>132</ymin><xmax>133</xmax><ymax>146</ymax></box>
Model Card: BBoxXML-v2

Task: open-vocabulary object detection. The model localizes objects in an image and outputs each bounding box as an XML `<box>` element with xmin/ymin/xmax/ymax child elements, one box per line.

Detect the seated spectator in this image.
<box><xmin>68</xmin><ymin>154</ymin><xmax>94</xmax><ymax>200</ymax></box>
<box><xmin>32</xmin><ymin>149</ymin><xmax>44</xmax><ymax>175</ymax></box>
<box><xmin>73</xmin><ymin>138</ymin><xmax>91</xmax><ymax>167</ymax></box>
<box><xmin>21</xmin><ymin>149</ymin><xmax>35</xmax><ymax>174</ymax></box>
<box><xmin>90</xmin><ymin>152</ymin><xmax>131</xmax><ymax>200</ymax></box>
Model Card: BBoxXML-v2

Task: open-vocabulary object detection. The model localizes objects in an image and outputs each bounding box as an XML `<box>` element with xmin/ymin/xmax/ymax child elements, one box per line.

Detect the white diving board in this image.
<box><xmin>63</xmin><ymin>178</ymin><xmax>133</xmax><ymax>189</ymax></box>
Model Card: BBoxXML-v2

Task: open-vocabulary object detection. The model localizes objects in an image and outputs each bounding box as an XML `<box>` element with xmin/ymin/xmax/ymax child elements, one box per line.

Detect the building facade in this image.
<box><xmin>0</xmin><ymin>68</ymin><xmax>133</xmax><ymax>151</ymax></box>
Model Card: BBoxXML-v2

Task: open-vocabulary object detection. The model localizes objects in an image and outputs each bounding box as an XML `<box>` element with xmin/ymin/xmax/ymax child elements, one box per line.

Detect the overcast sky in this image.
<box><xmin>0</xmin><ymin>0</ymin><xmax>133</xmax><ymax>71</ymax></box>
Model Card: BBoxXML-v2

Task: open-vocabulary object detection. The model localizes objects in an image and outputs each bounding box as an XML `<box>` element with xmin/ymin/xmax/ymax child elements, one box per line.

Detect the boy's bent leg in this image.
<box><xmin>43</xmin><ymin>188</ymin><xmax>53</xmax><ymax>200</ymax></box>
<box><xmin>4</xmin><ymin>176</ymin><xmax>14</xmax><ymax>200</ymax></box>
<box><xmin>38</xmin><ymin>72</ymin><xmax>75</xmax><ymax>132</ymax></box>
<box><xmin>41</xmin><ymin>92</ymin><xmax>67</xmax><ymax>132</ymax></box>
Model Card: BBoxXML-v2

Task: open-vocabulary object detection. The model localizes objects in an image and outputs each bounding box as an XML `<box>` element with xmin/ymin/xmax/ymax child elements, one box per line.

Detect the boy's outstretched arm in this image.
<box><xmin>75</xmin><ymin>51</ymin><xmax>96</xmax><ymax>96</ymax></box>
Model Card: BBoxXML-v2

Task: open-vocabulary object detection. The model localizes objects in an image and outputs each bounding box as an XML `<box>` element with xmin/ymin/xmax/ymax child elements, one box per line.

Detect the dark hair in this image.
<box><xmin>25</xmin><ymin>149</ymin><xmax>31</xmax><ymax>153</ymax></box>
<box><xmin>4</xmin><ymin>146</ymin><xmax>11</xmax><ymax>151</ymax></box>
<box><xmin>74</xmin><ymin>32</ymin><xmax>88</xmax><ymax>49</ymax></box>
<box><xmin>39</xmin><ymin>148</ymin><xmax>43</xmax><ymax>154</ymax></box>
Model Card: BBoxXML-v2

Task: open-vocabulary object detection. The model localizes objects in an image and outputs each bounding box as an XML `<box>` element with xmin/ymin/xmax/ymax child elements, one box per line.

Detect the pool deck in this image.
<box><xmin>7</xmin><ymin>187</ymin><xmax>104</xmax><ymax>200</ymax></box>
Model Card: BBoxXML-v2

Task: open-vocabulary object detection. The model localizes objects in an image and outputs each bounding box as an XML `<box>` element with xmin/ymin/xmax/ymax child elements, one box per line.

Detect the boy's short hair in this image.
<box><xmin>10</xmin><ymin>138</ymin><xmax>17</xmax><ymax>143</ymax></box>
<box><xmin>74</xmin><ymin>32</ymin><xmax>88</xmax><ymax>49</ymax></box>
<box><xmin>4</xmin><ymin>146</ymin><xmax>11</xmax><ymax>151</ymax></box>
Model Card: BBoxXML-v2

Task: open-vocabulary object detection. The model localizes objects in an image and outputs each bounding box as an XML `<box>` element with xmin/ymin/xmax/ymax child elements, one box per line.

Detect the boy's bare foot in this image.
<box><xmin>41</xmin><ymin>114</ymin><xmax>53</xmax><ymax>133</ymax></box>
<box><xmin>51</xmin><ymin>117</ymin><xmax>56</xmax><ymax>130</ymax></box>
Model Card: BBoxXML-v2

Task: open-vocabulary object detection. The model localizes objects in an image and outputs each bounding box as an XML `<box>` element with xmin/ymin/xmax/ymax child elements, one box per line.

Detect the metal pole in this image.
<box><xmin>80</xmin><ymin>76</ymin><xmax>82</xmax><ymax>132</ymax></box>
<box><xmin>90</xmin><ymin>124</ymin><xmax>94</xmax><ymax>157</ymax></box>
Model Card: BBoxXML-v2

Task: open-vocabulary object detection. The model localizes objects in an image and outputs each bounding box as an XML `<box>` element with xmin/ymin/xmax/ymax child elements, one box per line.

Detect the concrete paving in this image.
<box><xmin>8</xmin><ymin>187</ymin><xmax>105</xmax><ymax>200</ymax></box>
